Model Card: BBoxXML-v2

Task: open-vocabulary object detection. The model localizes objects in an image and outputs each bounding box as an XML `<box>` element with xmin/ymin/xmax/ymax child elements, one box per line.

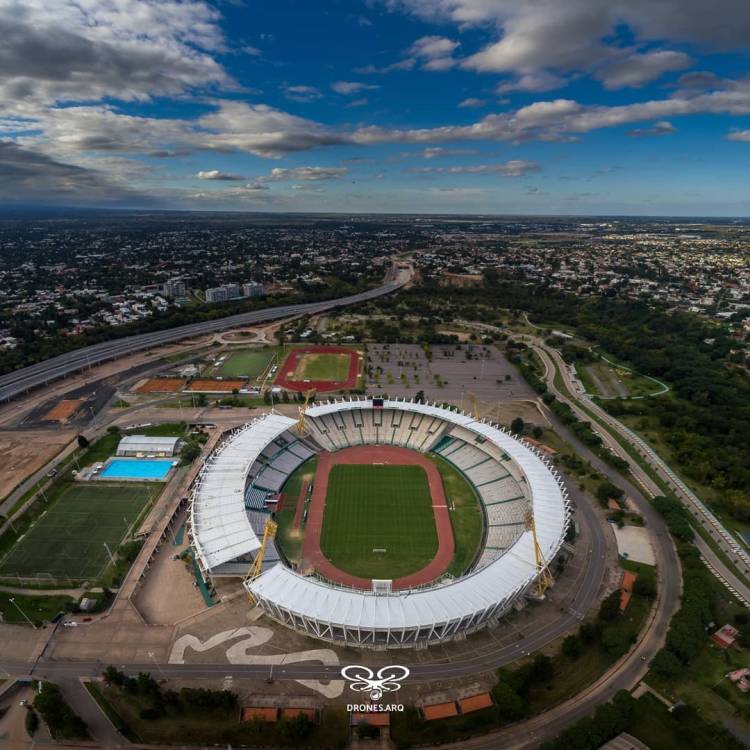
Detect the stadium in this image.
<box><xmin>189</xmin><ymin>398</ymin><xmax>571</xmax><ymax>649</ymax></box>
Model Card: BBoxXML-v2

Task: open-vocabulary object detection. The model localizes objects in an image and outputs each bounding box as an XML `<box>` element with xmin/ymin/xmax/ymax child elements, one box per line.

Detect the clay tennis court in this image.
<box><xmin>185</xmin><ymin>378</ymin><xmax>246</xmax><ymax>392</ymax></box>
<box><xmin>136</xmin><ymin>377</ymin><xmax>186</xmax><ymax>393</ymax></box>
<box><xmin>300</xmin><ymin>445</ymin><xmax>454</xmax><ymax>590</ymax></box>
<box><xmin>275</xmin><ymin>345</ymin><xmax>360</xmax><ymax>392</ymax></box>
<box><xmin>43</xmin><ymin>398</ymin><xmax>84</xmax><ymax>422</ymax></box>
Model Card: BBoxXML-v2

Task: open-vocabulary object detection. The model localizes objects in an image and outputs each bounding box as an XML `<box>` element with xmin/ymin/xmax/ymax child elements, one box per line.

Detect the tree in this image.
<box><xmin>598</xmin><ymin>591</ymin><xmax>621</xmax><ymax>622</ymax></box>
<box><xmin>415</xmin><ymin>389</ymin><xmax>426</xmax><ymax>403</ymax></box>
<box><xmin>562</xmin><ymin>634</ymin><xmax>582</xmax><ymax>659</ymax></box>
<box><xmin>510</xmin><ymin>417</ymin><xmax>525</xmax><ymax>434</ymax></box>
<box><xmin>492</xmin><ymin>681</ymin><xmax>524</xmax><ymax>721</ymax></box>
<box><xmin>180</xmin><ymin>442</ymin><xmax>201</xmax><ymax>465</ymax></box>
<box><xmin>25</xmin><ymin>708</ymin><xmax>39</xmax><ymax>737</ymax></box>
<box><xmin>532</xmin><ymin>425</ymin><xmax>544</xmax><ymax>439</ymax></box>
<box><xmin>76</xmin><ymin>434</ymin><xmax>89</xmax><ymax>449</ymax></box>
<box><xmin>651</xmin><ymin>648</ymin><xmax>682</xmax><ymax>678</ymax></box>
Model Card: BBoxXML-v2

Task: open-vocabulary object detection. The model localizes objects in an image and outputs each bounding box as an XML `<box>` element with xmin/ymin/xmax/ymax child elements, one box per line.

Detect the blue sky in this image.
<box><xmin>2</xmin><ymin>0</ymin><xmax>750</xmax><ymax>214</ymax></box>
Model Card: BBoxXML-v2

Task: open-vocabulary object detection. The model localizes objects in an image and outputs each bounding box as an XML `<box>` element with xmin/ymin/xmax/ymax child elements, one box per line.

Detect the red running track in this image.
<box><xmin>299</xmin><ymin>445</ymin><xmax>455</xmax><ymax>591</ymax></box>
<box><xmin>275</xmin><ymin>345</ymin><xmax>360</xmax><ymax>393</ymax></box>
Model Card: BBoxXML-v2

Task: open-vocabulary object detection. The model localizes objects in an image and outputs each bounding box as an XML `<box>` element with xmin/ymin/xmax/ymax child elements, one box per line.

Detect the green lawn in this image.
<box><xmin>0</xmin><ymin>483</ymin><xmax>159</xmax><ymax>581</ymax></box>
<box><xmin>0</xmin><ymin>591</ymin><xmax>75</xmax><ymax>625</ymax></box>
<box><xmin>295</xmin><ymin>352</ymin><xmax>352</xmax><ymax>382</ymax></box>
<box><xmin>320</xmin><ymin>464</ymin><xmax>438</xmax><ymax>579</ymax></box>
<box><xmin>217</xmin><ymin>348</ymin><xmax>278</xmax><ymax>378</ymax></box>
<box><xmin>428</xmin><ymin>454</ymin><xmax>484</xmax><ymax>576</ymax></box>
<box><xmin>276</xmin><ymin>456</ymin><xmax>319</xmax><ymax>564</ymax></box>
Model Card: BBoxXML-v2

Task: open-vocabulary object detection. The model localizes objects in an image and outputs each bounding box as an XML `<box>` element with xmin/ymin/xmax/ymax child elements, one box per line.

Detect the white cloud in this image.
<box><xmin>410</xmin><ymin>160</ymin><xmax>540</xmax><ymax>176</ymax></box>
<box><xmin>266</xmin><ymin>166</ymin><xmax>348</xmax><ymax>181</ymax></box>
<box><xmin>331</xmin><ymin>81</ymin><xmax>379</xmax><ymax>95</ymax></box>
<box><xmin>197</xmin><ymin>169</ymin><xmax>245</xmax><ymax>180</ymax></box>
<box><xmin>597</xmin><ymin>50</ymin><xmax>692</xmax><ymax>89</ymax></box>
<box><xmin>627</xmin><ymin>120</ymin><xmax>677</xmax><ymax>137</ymax></box>
<box><xmin>497</xmin><ymin>71</ymin><xmax>567</xmax><ymax>94</ymax></box>
<box><xmin>0</xmin><ymin>0</ymin><xmax>230</xmax><ymax>114</ymax></box>
<box><xmin>283</xmin><ymin>85</ymin><xmax>323</xmax><ymax>102</ymax></box>
<box><xmin>458</xmin><ymin>97</ymin><xmax>487</xmax><ymax>108</ymax></box>
<box><xmin>409</xmin><ymin>35</ymin><xmax>459</xmax><ymax>70</ymax></box>
<box><xmin>727</xmin><ymin>129</ymin><xmax>750</xmax><ymax>142</ymax></box>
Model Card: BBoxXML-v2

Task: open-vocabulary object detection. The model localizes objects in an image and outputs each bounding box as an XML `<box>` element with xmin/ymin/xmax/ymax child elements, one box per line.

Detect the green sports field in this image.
<box><xmin>294</xmin><ymin>352</ymin><xmax>351</xmax><ymax>381</ymax></box>
<box><xmin>217</xmin><ymin>348</ymin><xmax>278</xmax><ymax>378</ymax></box>
<box><xmin>0</xmin><ymin>483</ymin><xmax>159</xmax><ymax>581</ymax></box>
<box><xmin>320</xmin><ymin>464</ymin><xmax>438</xmax><ymax>579</ymax></box>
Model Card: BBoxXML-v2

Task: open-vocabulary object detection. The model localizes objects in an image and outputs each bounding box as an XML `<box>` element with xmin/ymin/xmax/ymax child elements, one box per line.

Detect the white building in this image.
<box><xmin>116</xmin><ymin>435</ymin><xmax>181</xmax><ymax>457</ymax></box>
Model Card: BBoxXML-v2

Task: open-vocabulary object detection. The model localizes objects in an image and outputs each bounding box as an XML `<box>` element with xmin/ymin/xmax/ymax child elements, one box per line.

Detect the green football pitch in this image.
<box><xmin>217</xmin><ymin>349</ymin><xmax>276</xmax><ymax>378</ymax></box>
<box><xmin>320</xmin><ymin>464</ymin><xmax>438</xmax><ymax>579</ymax></box>
<box><xmin>294</xmin><ymin>352</ymin><xmax>351</xmax><ymax>381</ymax></box>
<box><xmin>0</xmin><ymin>483</ymin><xmax>159</xmax><ymax>581</ymax></box>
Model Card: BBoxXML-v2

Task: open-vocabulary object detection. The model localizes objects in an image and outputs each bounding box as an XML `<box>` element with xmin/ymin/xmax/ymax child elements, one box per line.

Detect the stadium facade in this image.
<box><xmin>189</xmin><ymin>398</ymin><xmax>571</xmax><ymax>649</ymax></box>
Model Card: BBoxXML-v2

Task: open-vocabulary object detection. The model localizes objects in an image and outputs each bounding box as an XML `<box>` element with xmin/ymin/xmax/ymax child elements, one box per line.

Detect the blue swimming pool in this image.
<box><xmin>100</xmin><ymin>458</ymin><xmax>174</xmax><ymax>480</ymax></box>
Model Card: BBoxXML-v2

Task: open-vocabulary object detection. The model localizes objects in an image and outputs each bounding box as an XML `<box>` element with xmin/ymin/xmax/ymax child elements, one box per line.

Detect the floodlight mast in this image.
<box><xmin>525</xmin><ymin>510</ymin><xmax>554</xmax><ymax>598</ymax></box>
<box><xmin>295</xmin><ymin>389</ymin><xmax>316</xmax><ymax>436</ymax></box>
<box><xmin>246</xmin><ymin>518</ymin><xmax>278</xmax><ymax>603</ymax></box>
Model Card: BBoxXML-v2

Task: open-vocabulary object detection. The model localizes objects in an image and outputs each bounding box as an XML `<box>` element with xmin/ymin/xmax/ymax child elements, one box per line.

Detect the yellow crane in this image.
<box><xmin>295</xmin><ymin>388</ymin><xmax>316</xmax><ymax>436</ymax></box>
<box><xmin>468</xmin><ymin>392</ymin><xmax>480</xmax><ymax>421</ymax></box>
<box><xmin>245</xmin><ymin>518</ymin><xmax>278</xmax><ymax>589</ymax></box>
<box><xmin>525</xmin><ymin>510</ymin><xmax>554</xmax><ymax>598</ymax></box>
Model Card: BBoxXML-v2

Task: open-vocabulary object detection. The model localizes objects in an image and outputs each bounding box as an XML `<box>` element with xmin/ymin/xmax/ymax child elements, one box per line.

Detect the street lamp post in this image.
<box><xmin>147</xmin><ymin>651</ymin><xmax>167</xmax><ymax>681</ymax></box>
<box><xmin>9</xmin><ymin>597</ymin><xmax>36</xmax><ymax>629</ymax></box>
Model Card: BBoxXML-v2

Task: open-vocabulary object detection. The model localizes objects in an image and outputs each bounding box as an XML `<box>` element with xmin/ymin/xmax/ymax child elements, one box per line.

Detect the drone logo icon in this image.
<box><xmin>340</xmin><ymin>665</ymin><xmax>410</xmax><ymax>701</ymax></box>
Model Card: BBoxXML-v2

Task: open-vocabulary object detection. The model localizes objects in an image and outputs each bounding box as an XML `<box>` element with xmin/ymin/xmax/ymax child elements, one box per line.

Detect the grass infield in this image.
<box><xmin>217</xmin><ymin>349</ymin><xmax>276</xmax><ymax>378</ymax></box>
<box><xmin>293</xmin><ymin>352</ymin><xmax>351</xmax><ymax>382</ymax></box>
<box><xmin>0</xmin><ymin>483</ymin><xmax>159</xmax><ymax>581</ymax></box>
<box><xmin>320</xmin><ymin>464</ymin><xmax>438</xmax><ymax>579</ymax></box>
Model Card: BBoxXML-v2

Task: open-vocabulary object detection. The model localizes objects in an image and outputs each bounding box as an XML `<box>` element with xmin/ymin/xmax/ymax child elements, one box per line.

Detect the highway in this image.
<box><xmin>0</xmin><ymin>272</ymin><xmax>408</xmax><ymax>404</ymax></box>
<box><xmin>529</xmin><ymin>334</ymin><xmax>750</xmax><ymax>591</ymax></box>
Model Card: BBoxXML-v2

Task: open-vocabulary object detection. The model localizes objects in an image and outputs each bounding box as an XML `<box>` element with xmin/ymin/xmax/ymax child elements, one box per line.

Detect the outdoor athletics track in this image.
<box><xmin>300</xmin><ymin>445</ymin><xmax>454</xmax><ymax>590</ymax></box>
<box><xmin>275</xmin><ymin>345</ymin><xmax>360</xmax><ymax>392</ymax></box>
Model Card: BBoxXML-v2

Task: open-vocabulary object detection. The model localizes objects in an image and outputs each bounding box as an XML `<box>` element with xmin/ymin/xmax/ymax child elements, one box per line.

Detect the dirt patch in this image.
<box><xmin>0</xmin><ymin>429</ymin><xmax>74</xmax><ymax>500</ymax></box>
<box><xmin>137</xmin><ymin>377</ymin><xmax>186</xmax><ymax>393</ymax></box>
<box><xmin>186</xmin><ymin>379</ymin><xmax>246</xmax><ymax>392</ymax></box>
<box><xmin>42</xmin><ymin>398</ymin><xmax>84</xmax><ymax>422</ymax></box>
<box><xmin>300</xmin><ymin>445</ymin><xmax>454</xmax><ymax>591</ymax></box>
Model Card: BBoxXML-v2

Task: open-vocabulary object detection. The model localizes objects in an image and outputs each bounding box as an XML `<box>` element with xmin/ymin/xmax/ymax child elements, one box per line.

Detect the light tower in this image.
<box><xmin>468</xmin><ymin>392</ymin><xmax>480</xmax><ymax>421</ymax></box>
<box><xmin>295</xmin><ymin>388</ymin><xmax>316</xmax><ymax>436</ymax></box>
<box><xmin>246</xmin><ymin>518</ymin><xmax>278</xmax><ymax>600</ymax></box>
<box><xmin>525</xmin><ymin>509</ymin><xmax>554</xmax><ymax>598</ymax></box>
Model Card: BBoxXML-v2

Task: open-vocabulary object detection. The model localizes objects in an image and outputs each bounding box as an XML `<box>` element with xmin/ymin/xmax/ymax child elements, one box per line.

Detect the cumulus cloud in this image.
<box><xmin>627</xmin><ymin>120</ymin><xmax>677</xmax><ymax>137</ymax></box>
<box><xmin>0</xmin><ymin>139</ymin><xmax>149</xmax><ymax>204</ymax></box>
<box><xmin>0</xmin><ymin>0</ymin><xmax>230</xmax><ymax>114</ymax></box>
<box><xmin>497</xmin><ymin>71</ymin><xmax>567</xmax><ymax>94</ymax></box>
<box><xmin>265</xmin><ymin>166</ymin><xmax>348</xmax><ymax>181</ymax></box>
<box><xmin>331</xmin><ymin>81</ymin><xmax>379</xmax><ymax>95</ymax></box>
<box><xmin>727</xmin><ymin>129</ymin><xmax>750</xmax><ymax>142</ymax></box>
<box><xmin>409</xmin><ymin>35</ymin><xmax>460</xmax><ymax>70</ymax></box>
<box><xmin>597</xmin><ymin>50</ymin><xmax>692</xmax><ymax>89</ymax></box>
<box><xmin>410</xmin><ymin>160</ymin><xmax>540</xmax><ymax>176</ymax></box>
<box><xmin>283</xmin><ymin>85</ymin><xmax>322</xmax><ymax>102</ymax></box>
<box><xmin>197</xmin><ymin>169</ymin><xmax>245</xmax><ymax>180</ymax></box>
<box><xmin>458</xmin><ymin>98</ymin><xmax>487</xmax><ymax>108</ymax></box>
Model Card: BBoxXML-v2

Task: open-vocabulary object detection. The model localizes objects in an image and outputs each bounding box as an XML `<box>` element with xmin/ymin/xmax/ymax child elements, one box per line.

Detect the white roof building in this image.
<box><xmin>116</xmin><ymin>434</ymin><xmax>181</xmax><ymax>456</ymax></box>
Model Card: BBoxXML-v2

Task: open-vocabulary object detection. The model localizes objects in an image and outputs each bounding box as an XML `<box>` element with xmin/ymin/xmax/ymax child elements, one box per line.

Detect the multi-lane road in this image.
<box><xmin>0</xmin><ymin>271</ymin><xmax>409</xmax><ymax>404</ymax></box>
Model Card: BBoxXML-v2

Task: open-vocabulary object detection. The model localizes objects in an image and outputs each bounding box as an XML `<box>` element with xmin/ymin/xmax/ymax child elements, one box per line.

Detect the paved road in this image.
<box><xmin>0</xmin><ymin>271</ymin><xmax>409</xmax><ymax>404</ymax></box>
<box><xmin>531</xmin><ymin>335</ymin><xmax>750</xmax><ymax>586</ymax></box>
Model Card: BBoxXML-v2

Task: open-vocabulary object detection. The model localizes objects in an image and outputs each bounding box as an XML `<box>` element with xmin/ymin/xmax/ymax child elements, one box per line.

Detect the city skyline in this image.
<box><xmin>3</xmin><ymin>0</ymin><xmax>750</xmax><ymax>215</ymax></box>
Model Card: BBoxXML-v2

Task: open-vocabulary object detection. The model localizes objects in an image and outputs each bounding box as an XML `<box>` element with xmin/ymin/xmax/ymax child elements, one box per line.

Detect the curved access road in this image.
<box><xmin>0</xmin><ymin>268</ymin><xmax>410</xmax><ymax>404</ymax></box>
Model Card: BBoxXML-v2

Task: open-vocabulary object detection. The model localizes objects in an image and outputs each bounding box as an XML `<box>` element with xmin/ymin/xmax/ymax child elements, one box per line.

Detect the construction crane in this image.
<box><xmin>468</xmin><ymin>392</ymin><xmax>480</xmax><ymax>421</ymax></box>
<box><xmin>245</xmin><ymin>518</ymin><xmax>278</xmax><ymax>588</ymax></box>
<box><xmin>525</xmin><ymin>510</ymin><xmax>554</xmax><ymax>599</ymax></box>
<box><xmin>295</xmin><ymin>388</ymin><xmax>316</xmax><ymax>436</ymax></box>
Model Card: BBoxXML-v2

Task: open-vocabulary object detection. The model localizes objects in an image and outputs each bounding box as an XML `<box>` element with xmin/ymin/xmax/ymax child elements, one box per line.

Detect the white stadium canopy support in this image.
<box><xmin>190</xmin><ymin>398</ymin><xmax>571</xmax><ymax>649</ymax></box>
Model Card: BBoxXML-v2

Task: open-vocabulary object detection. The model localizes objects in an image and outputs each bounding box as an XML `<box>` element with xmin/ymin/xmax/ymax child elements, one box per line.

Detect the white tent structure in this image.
<box><xmin>191</xmin><ymin>399</ymin><xmax>570</xmax><ymax>648</ymax></box>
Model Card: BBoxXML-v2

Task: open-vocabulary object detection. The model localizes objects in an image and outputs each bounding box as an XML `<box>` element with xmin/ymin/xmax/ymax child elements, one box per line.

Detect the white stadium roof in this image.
<box><xmin>245</xmin><ymin>399</ymin><xmax>570</xmax><ymax>638</ymax></box>
<box><xmin>190</xmin><ymin>413</ymin><xmax>296</xmax><ymax>571</ymax></box>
